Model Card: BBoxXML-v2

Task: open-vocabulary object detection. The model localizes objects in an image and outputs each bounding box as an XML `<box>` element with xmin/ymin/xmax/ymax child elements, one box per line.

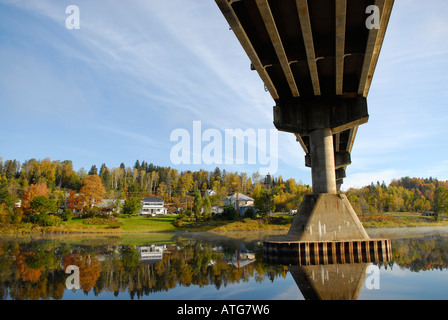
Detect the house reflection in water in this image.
<box><xmin>138</xmin><ymin>245</ymin><xmax>167</xmax><ymax>265</ymax></box>
<box><xmin>213</xmin><ymin>245</ymin><xmax>256</xmax><ymax>269</ymax></box>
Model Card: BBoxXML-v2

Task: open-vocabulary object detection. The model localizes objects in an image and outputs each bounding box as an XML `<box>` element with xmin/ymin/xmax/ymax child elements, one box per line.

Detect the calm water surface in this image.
<box><xmin>2</xmin><ymin>226</ymin><xmax>448</xmax><ymax>300</ymax></box>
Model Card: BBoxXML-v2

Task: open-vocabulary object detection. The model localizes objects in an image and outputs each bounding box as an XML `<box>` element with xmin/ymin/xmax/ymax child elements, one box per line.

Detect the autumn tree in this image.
<box><xmin>80</xmin><ymin>175</ymin><xmax>106</xmax><ymax>207</ymax></box>
<box><xmin>67</xmin><ymin>190</ymin><xmax>84</xmax><ymax>213</ymax></box>
<box><xmin>22</xmin><ymin>184</ymin><xmax>50</xmax><ymax>212</ymax></box>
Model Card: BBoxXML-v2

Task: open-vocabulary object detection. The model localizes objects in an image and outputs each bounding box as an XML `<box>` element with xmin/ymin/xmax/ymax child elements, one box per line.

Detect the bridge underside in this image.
<box><xmin>216</xmin><ymin>0</ymin><xmax>394</xmax><ymax>244</ymax></box>
<box><xmin>216</xmin><ymin>0</ymin><xmax>393</xmax><ymax>192</ymax></box>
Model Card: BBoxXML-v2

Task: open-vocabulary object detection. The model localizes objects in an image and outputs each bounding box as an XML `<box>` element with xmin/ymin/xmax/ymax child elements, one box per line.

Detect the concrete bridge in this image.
<box><xmin>215</xmin><ymin>0</ymin><xmax>394</xmax><ymax>247</ymax></box>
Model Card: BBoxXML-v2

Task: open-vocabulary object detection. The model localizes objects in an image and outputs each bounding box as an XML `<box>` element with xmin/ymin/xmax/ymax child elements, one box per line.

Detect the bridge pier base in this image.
<box><xmin>287</xmin><ymin>193</ymin><xmax>369</xmax><ymax>241</ymax></box>
<box><xmin>264</xmin><ymin>97</ymin><xmax>391</xmax><ymax>264</ymax></box>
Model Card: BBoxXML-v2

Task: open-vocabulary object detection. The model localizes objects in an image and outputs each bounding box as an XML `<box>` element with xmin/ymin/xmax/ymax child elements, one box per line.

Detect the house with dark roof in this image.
<box><xmin>223</xmin><ymin>193</ymin><xmax>256</xmax><ymax>216</ymax></box>
<box><xmin>140</xmin><ymin>196</ymin><xmax>167</xmax><ymax>216</ymax></box>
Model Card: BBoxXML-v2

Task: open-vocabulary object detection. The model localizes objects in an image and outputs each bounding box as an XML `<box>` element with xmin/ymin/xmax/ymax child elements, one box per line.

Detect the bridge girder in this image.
<box><xmin>216</xmin><ymin>0</ymin><xmax>394</xmax><ymax>191</ymax></box>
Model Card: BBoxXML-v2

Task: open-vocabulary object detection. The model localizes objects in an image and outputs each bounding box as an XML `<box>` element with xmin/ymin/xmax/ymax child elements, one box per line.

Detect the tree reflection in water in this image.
<box><xmin>0</xmin><ymin>232</ymin><xmax>448</xmax><ymax>300</ymax></box>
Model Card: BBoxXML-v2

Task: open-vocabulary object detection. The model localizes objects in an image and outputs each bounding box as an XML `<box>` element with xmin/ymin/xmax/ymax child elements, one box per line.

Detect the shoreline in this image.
<box><xmin>1</xmin><ymin>217</ymin><xmax>447</xmax><ymax>236</ymax></box>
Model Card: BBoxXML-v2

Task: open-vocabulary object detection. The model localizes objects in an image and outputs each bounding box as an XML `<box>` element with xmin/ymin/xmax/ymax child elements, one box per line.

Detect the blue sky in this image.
<box><xmin>0</xmin><ymin>0</ymin><xmax>447</xmax><ymax>190</ymax></box>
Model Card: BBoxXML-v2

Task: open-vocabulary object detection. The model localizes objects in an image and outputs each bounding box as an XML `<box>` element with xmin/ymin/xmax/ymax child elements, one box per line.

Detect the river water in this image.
<box><xmin>1</xmin><ymin>226</ymin><xmax>448</xmax><ymax>300</ymax></box>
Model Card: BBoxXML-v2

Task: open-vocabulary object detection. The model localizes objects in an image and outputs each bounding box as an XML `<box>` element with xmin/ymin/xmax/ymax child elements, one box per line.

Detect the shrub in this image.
<box><xmin>222</xmin><ymin>204</ymin><xmax>238</xmax><ymax>221</ymax></box>
<box><xmin>60</xmin><ymin>208</ymin><xmax>73</xmax><ymax>221</ymax></box>
<box><xmin>173</xmin><ymin>218</ymin><xmax>185</xmax><ymax>227</ymax></box>
<box><xmin>30</xmin><ymin>196</ymin><xmax>57</xmax><ymax>214</ymax></box>
<box><xmin>26</xmin><ymin>212</ymin><xmax>62</xmax><ymax>226</ymax></box>
<box><xmin>82</xmin><ymin>206</ymin><xmax>100</xmax><ymax>218</ymax></box>
<box><xmin>243</xmin><ymin>208</ymin><xmax>256</xmax><ymax>219</ymax></box>
<box><xmin>42</xmin><ymin>215</ymin><xmax>62</xmax><ymax>227</ymax></box>
<box><xmin>82</xmin><ymin>216</ymin><xmax>123</xmax><ymax>228</ymax></box>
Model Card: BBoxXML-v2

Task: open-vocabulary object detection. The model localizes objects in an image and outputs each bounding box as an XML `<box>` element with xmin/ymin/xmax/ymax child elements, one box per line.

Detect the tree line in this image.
<box><xmin>347</xmin><ymin>177</ymin><xmax>448</xmax><ymax>217</ymax></box>
<box><xmin>0</xmin><ymin>158</ymin><xmax>447</xmax><ymax>225</ymax></box>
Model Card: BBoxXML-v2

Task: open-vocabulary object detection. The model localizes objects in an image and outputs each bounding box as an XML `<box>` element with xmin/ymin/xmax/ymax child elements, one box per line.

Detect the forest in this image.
<box><xmin>0</xmin><ymin>157</ymin><xmax>448</xmax><ymax>226</ymax></box>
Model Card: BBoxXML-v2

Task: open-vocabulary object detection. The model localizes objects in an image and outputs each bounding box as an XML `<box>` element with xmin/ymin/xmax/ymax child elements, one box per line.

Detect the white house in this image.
<box><xmin>140</xmin><ymin>196</ymin><xmax>167</xmax><ymax>216</ymax></box>
<box><xmin>204</xmin><ymin>189</ymin><xmax>216</xmax><ymax>197</ymax></box>
<box><xmin>223</xmin><ymin>193</ymin><xmax>256</xmax><ymax>216</ymax></box>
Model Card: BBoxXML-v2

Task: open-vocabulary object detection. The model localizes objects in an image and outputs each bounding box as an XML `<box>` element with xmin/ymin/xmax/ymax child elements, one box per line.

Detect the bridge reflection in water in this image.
<box><xmin>288</xmin><ymin>263</ymin><xmax>369</xmax><ymax>300</ymax></box>
<box><xmin>264</xmin><ymin>238</ymin><xmax>392</xmax><ymax>300</ymax></box>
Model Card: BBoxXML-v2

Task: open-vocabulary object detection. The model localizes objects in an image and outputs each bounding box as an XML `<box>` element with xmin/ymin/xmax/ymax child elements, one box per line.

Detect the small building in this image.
<box><xmin>140</xmin><ymin>196</ymin><xmax>167</xmax><ymax>216</ymax></box>
<box><xmin>96</xmin><ymin>199</ymin><xmax>125</xmax><ymax>215</ymax></box>
<box><xmin>422</xmin><ymin>211</ymin><xmax>435</xmax><ymax>217</ymax></box>
<box><xmin>204</xmin><ymin>189</ymin><xmax>216</xmax><ymax>197</ymax></box>
<box><xmin>223</xmin><ymin>193</ymin><xmax>256</xmax><ymax>216</ymax></box>
<box><xmin>212</xmin><ymin>206</ymin><xmax>224</xmax><ymax>215</ymax></box>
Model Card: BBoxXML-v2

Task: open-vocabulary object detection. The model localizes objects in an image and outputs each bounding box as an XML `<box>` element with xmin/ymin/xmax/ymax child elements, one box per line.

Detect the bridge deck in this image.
<box><xmin>216</xmin><ymin>0</ymin><xmax>394</xmax><ymax>188</ymax></box>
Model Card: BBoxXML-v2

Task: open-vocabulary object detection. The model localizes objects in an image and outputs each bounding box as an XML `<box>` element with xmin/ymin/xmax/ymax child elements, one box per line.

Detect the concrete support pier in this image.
<box><xmin>286</xmin><ymin>194</ymin><xmax>370</xmax><ymax>241</ymax></box>
<box><xmin>264</xmin><ymin>96</ymin><xmax>391</xmax><ymax>265</ymax></box>
<box><xmin>309</xmin><ymin>128</ymin><xmax>337</xmax><ymax>195</ymax></box>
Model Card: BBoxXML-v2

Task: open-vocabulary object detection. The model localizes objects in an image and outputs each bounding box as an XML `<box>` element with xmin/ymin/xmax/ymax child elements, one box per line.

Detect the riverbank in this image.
<box><xmin>359</xmin><ymin>212</ymin><xmax>448</xmax><ymax>228</ymax></box>
<box><xmin>0</xmin><ymin>212</ymin><xmax>446</xmax><ymax>235</ymax></box>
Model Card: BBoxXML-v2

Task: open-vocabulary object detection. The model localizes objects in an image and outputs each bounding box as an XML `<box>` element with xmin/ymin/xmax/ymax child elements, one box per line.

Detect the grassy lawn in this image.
<box><xmin>358</xmin><ymin>212</ymin><xmax>448</xmax><ymax>228</ymax></box>
<box><xmin>3</xmin><ymin>211</ymin><xmax>448</xmax><ymax>235</ymax></box>
<box><xmin>63</xmin><ymin>214</ymin><xmax>178</xmax><ymax>233</ymax></box>
<box><xmin>119</xmin><ymin>214</ymin><xmax>178</xmax><ymax>232</ymax></box>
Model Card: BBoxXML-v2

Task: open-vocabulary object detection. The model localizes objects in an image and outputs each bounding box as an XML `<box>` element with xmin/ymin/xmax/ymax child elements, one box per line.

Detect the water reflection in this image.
<box><xmin>1</xmin><ymin>229</ymin><xmax>448</xmax><ymax>300</ymax></box>
<box><xmin>289</xmin><ymin>263</ymin><xmax>368</xmax><ymax>300</ymax></box>
<box><xmin>0</xmin><ymin>234</ymin><xmax>278</xmax><ymax>300</ymax></box>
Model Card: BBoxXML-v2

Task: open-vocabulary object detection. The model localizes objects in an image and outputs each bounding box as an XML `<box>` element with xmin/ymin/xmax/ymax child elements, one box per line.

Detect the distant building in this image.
<box><xmin>96</xmin><ymin>199</ymin><xmax>124</xmax><ymax>215</ymax></box>
<box><xmin>204</xmin><ymin>189</ymin><xmax>216</xmax><ymax>197</ymax></box>
<box><xmin>223</xmin><ymin>193</ymin><xmax>256</xmax><ymax>216</ymax></box>
<box><xmin>212</xmin><ymin>206</ymin><xmax>224</xmax><ymax>215</ymax></box>
<box><xmin>140</xmin><ymin>196</ymin><xmax>167</xmax><ymax>216</ymax></box>
<box><xmin>422</xmin><ymin>211</ymin><xmax>435</xmax><ymax>217</ymax></box>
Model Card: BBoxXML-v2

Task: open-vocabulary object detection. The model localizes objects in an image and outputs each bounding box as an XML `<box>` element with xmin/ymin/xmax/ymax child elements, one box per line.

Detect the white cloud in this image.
<box><xmin>342</xmin><ymin>169</ymin><xmax>400</xmax><ymax>191</ymax></box>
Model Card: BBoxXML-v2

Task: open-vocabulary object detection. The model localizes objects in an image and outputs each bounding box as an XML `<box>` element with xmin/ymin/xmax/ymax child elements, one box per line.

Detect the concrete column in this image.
<box><xmin>309</xmin><ymin>128</ymin><xmax>337</xmax><ymax>194</ymax></box>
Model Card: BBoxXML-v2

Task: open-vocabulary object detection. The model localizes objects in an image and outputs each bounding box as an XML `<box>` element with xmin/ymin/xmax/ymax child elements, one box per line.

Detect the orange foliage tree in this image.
<box><xmin>21</xmin><ymin>183</ymin><xmax>50</xmax><ymax>212</ymax></box>
<box><xmin>67</xmin><ymin>190</ymin><xmax>85</xmax><ymax>213</ymax></box>
<box><xmin>80</xmin><ymin>175</ymin><xmax>106</xmax><ymax>207</ymax></box>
